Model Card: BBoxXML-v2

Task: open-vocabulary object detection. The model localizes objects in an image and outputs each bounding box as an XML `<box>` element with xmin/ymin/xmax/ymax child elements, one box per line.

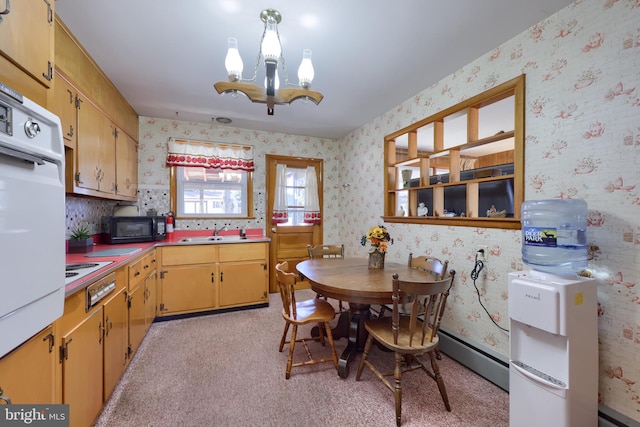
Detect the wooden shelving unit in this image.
<box><xmin>383</xmin><ymin>75</ymin><xmax>525</xmax><ymax>229</ymax></box>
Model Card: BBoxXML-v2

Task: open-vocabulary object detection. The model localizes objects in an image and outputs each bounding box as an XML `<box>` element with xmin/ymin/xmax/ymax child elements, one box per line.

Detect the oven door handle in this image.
<box><xmin>0</xmin><ymin>144</ymin><xmax>45</xmax><ymax>165</ymax></box>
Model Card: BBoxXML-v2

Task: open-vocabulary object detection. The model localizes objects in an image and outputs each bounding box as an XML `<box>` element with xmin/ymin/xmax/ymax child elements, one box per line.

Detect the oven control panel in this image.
<box><xmin>86</xmin><ymin>273</ymin><xmax>117</xmax><ymax>311</ymax></box>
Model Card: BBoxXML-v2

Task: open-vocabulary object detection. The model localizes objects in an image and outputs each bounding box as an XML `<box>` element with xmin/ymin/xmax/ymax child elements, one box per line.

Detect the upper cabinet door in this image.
<box><xmin>0</xmin><ymin>0</ymin><xmax>54</xmax><ymax>88</ymax></box>
<box><xmin>51</xmin><ymin>74</ymin><xmax>78</xmax><ymax>149</ymax></box>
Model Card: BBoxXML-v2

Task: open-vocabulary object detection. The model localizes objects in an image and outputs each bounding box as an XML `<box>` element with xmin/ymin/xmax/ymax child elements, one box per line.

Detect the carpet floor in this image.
<box><xmin>94</xmin><ymin>290</ymin><xmax>508</xmax><ymax>426</ymax></box>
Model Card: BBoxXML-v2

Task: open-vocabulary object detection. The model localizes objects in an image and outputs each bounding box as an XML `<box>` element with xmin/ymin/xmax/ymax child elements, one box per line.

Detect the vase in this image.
<box><xmin>368</xmin><ymin>250</ymin><xmax>385</xmax><ymax>269</ymax></box>
<box><xmin>401</xmin><ymin>169</ymin><xmax>412</xmax><ymax>188</ymax></box>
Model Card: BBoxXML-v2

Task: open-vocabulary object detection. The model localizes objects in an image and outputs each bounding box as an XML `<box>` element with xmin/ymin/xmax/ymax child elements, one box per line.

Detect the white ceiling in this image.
<box><xmin>55</xmin><ymin>0</ymin><xmax>574</xmax><ymax>140</ymax></box>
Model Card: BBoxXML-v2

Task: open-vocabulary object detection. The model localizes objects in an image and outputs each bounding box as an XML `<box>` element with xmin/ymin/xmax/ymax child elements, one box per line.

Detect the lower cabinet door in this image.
<box><xmin>103</xmin><ymin>288</ymin><xmax>128</xmax><ymax>400</ymax></box>
<box><xmin>160</xmin><ymin>265</ymin><xmax>217</xmax><ymax>315</ymax></box>
<box><xmin>128</xmin><ymin>283</ymin><xmax>146</xmax><ymax>357</ymax></box>
<box><xmin>0</xmin><ymin>326</ymin><xmax>56</xmax><ymax>404</ymax></box>
<box><xmin>219</xmin><ymin>261</ymin><xmax>268</xmax><ymax>307</ymax></box>
<box><xmin>62</xmin><ymin>308</ymin><xmax>104</xmax><ymax>427</ymax></box>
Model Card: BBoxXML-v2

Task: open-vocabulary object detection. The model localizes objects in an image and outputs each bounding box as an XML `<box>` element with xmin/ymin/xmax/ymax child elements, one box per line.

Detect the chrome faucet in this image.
<box><xmin>213</xmin><ymin>223</ymin><xmax>228</xmax><ymax>236</ymax></box>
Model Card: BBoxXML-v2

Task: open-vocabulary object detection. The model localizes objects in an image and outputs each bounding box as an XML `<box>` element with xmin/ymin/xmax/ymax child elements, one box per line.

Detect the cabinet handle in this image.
<box><xmin>67</xmin><ymin>125</ymin><xmax>74</xmax><ymax>138</ymax></box>
<box><xmin>98</xmin><ymin>322</ymin><xmax>105</xmax><ymax>344</ymax></box>
<box><xmin>211</xmin><ymin>272</ymin><xmax>215</xmax><ymax>284</ymax></box>
<box><xmin>42</xmin><ymin>61</ymin><xmax>53</xmax><ymax>81</ymax></box>
<box><xmin>44</xmin><ymin>0</ymin><xmax>52</xmax><ymax>23</ymax></box>
<box><xmin>66</xmin><ymin>89</ymin><xmax>74</xmax><ymax>104</ymax></box>
<box><xmin>43</xmin><ymin>332</ymin><xmax>55</xmax><ymax>353</ymax></box>
<box><xmin>220</xmin><ymin>272</ymin><xmax>223</xmax><ymax>283</ymax></box>
<box><xmin>0</xmin><ymin>0</ymin><xmax>10</xmax><ymax>25</ymax></box>
<box><xmin>143</xmin><ymin>264</ymin><xmax>150</xmax><ymax>269</ymax></box>
<box><xmin>105</xmin><ymin>316</ymin><xmax>113</xmax><ymax>336</ymax></box>
<box><xmin>134</xmin><ymin>271</ymin><xmax>140</xmax><ymax>277</ymax></box>
<box><xmin>0</xmin><ymin>387</ymin><xmax>11</xmax><ymax>405</ymax></box>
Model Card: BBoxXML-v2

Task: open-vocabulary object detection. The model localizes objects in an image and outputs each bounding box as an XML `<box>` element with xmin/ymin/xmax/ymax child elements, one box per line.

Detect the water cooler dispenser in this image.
<box><xmin>508</xmin><ymin>271</ymin><xmax>597</xmax><ymax>426</ymax></box>
<box><xmin>509</xmin><ymin>199</ymin><xmax>598</xmax><ymax>426</ymax></box>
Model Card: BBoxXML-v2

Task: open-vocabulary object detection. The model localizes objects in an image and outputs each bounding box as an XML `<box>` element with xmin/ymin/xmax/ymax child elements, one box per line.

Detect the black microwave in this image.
<box><xmin>102</xmin><ymin>216</ymin><xmax>166</xmax><ymax>244</ymax></box>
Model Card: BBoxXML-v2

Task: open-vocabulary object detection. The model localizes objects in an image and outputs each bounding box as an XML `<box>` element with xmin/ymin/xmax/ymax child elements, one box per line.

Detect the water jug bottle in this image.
<box><xmin>521</xmin><ymin>199</ymin><xmax>588</xmax><ymax>276</ymax></box>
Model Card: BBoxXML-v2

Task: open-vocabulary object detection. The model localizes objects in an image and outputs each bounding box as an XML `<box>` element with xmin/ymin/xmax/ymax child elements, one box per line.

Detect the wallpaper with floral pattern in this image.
<box><xmin>67</xmin><ymin>0</ymin><xmax>640</xmax><ymax>421</ymax></box>
<box><xmin>336</xmin><ymin>0</ymin><xmax>639</xmax><ymax>420</ymax></box>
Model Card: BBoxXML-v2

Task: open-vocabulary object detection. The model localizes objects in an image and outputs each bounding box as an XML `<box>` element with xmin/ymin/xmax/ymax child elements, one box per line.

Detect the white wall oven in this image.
<box><xmin>0</xmin><ymin>82</ymin><xmax>65</xmax><ymax>358</ymax></box>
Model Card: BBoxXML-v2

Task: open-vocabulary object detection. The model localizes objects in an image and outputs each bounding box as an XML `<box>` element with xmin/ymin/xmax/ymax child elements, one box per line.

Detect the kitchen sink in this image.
<box><xmin>178</xmin><ymin>235</ymin><xmax>246</xmax><ymax>244</ymax></box>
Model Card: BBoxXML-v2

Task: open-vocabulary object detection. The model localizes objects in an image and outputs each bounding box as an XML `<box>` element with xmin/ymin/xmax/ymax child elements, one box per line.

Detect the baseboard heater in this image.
<box><xmin>438</xmin><ymin>328</ymin><xmax>638</xmax><ymax>427</ymax></box>
<box><xmin>438</xmin><ymin>328</ymin><xmax>509</xmax><ymax>391</ymax></box>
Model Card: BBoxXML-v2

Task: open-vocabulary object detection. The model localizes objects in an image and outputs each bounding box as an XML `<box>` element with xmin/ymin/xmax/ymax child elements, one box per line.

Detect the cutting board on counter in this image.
<box><xmin>85</xmin><ymin>247</ymin><xmax>142</xmax><ymax>257</ymax></box>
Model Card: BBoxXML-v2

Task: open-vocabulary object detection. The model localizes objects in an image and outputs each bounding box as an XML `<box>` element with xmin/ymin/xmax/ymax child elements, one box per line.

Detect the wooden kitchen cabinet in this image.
<box><xmin>74</xmin><ymin>96</ymin><xmax>116</xmax><ymax>195</ymax></box>
<box><xmin>0</xmin><ymin>0</ymin><xmax>54</xmax><ymax>105</ymax></box>
<box><xmin>219</xmin><ymin>243</ymin><xmax>269</xmax><ymax>307</ymax></box>
<box><xmin>55</xmin><ymin>270</ymin><xmax>124</xmax><ymax>426</ymax></box>
<box><xmin>128</xmin><ymin>282</ymin><xmax>146</xmax><ymax>357</ymax></box>
<box><xmin>0</xmin><ymin>325</ymin><xmax>56</xmax><ymax>405</ymax></box>
<box><xmin>384</xmin><ymin>74</ymin><xmax>524</xmax><ymax>229</ymax></box>
<box><xmin>60</xmin><ymin>307</ymin><xmax>104</xmax><ymax>427</ymax></box>
<box><xmin>103</xmin><ymin>287</ymin><xmax>128</xmax><ymax>401</ymax></box>
<box><xmin>158</xmin><ymin>242</ymin><xmax>269</xmax><ymax>316</ymax></box>
<box><xmin>158</xmin><ymin>244</ymin><xmax>219</xmax><ymax>316</ymax></box>
<box><xmin>55</xmin><ymin>17</ymin><xmax>140</xmax><ymax>201</ymax></box>
<box><xmin>115</xmin><ymin>125</ymin><xmax>139</xmax><ymax>200</ymax></box>
<box><xmin>51</xmin><ymin>73</ymin><xmax>78</xmax><ymax>149</ymax></box>
<box><xmin>128</xmin><ymin>250</ymin><xmax>157</xmax><ymax>357</ymax></box>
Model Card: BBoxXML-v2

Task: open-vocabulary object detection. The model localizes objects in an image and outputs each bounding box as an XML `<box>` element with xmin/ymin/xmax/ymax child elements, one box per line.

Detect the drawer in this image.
<box><xmin>219</xmin><ymin>242</ymin><xmax>267</xmax><ymax>262</ymax></box>
<box><xmin>129</xmin><ymin>250</ymin><xmax>156</xmax><ymax>290</ymax></box>
<box><xmin>160</xmin><ymin>245</ymin><xmax>219</xmax><ymax>266</ymax></box>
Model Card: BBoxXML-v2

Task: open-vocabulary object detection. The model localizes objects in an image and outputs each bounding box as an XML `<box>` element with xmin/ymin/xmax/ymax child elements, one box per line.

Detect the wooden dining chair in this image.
<box><xmin>275</xmin><ymin>262</ymin><xmax>339</xmax><ymax>379</ymax></box>
<box><xmin>356</xmin><ymin>270</ymin><xmax>456</xmax><ymax>427</ymax></box>
<box><xmin>307</xmin><ymin>244</ymin><xmax>346</xmax><ymax>312</ymax></box>
<box><xmin>374</xmin><ymin>253</ymin><xmax>449</xmax><ymax>318</ymax></box>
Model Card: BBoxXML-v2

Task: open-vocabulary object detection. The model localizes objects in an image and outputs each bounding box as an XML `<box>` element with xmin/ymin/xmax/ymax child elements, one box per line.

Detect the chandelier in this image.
<box><xmin>213</xmin><ymin>9</ymin><xmax>323</xmax><ymax>116</ymax></box>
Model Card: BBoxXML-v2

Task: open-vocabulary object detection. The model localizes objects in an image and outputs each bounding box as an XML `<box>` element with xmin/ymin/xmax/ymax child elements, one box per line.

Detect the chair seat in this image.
<box><xmin>282</xmin><ymin>298</ymin><xmax>336</xmax><ymax>325</ymax></box>
<box><xmin>365</xmin><ymin>316</ymin><xmax>439</xmax><ymax>355</ymax></box>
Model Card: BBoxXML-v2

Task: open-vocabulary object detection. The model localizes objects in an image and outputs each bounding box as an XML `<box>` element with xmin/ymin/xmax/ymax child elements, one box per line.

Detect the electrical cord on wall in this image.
<box><xmin>471</xmin><ymin>251</ymin><xmax>509</xmax><ymax>333</ymax></box>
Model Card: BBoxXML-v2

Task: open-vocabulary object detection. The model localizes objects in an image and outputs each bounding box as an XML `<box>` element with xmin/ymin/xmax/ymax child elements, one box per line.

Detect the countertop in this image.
<box><xmin>65</xmin><ymin>229</ymin><xmax>270</xmax><ymax>297</ymax></box>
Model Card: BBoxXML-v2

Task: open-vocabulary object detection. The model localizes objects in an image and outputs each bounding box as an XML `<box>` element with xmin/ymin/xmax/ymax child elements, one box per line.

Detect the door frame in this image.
<box><xmin>266</xmin><ymin>155</ymin><xmax>323</xmax><ymax>292</ymax></box>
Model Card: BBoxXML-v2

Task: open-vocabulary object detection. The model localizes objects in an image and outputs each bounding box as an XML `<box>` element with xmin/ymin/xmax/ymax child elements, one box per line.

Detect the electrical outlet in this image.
<box><xmin>477</xmin><ymin>245</ymin><xmax>488</xmax><ymax>261</ymax></box>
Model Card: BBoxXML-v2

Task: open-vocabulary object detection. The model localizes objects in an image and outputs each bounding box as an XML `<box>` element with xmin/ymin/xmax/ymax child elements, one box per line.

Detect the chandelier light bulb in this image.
<box><xmin>225</xmin><ymin>37</ymin><xmax>243</xmax><ymax>82</ymax></box>
<box><xmin>297</xmin><ymin>49</ymin><xmax>314</xmax><ymax>89</ymax></box>
<box><xmin>261</xmin><ymin>18</ymin><xmax>281</xmax><ymax>63</ymax></box>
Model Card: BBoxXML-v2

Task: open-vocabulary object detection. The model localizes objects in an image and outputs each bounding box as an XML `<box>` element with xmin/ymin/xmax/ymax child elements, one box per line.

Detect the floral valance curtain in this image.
<box><xmin>166</xmin><ymin>137</ymin><xmax>255</xmax><ymax>171</ymax></box>
<box><xmin>303</xmin><ymin>166</ymin><xmax>321</xmax><ymax>224</ymax></box>
<box><xmin>272</xmin><ymin>164</ymin><xmax>288</xmax><ymax>224</ymax></box>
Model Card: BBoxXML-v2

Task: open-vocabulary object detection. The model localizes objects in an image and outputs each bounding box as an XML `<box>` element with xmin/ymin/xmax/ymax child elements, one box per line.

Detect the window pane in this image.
<box><xmin>176</xmin><ymin>167</ymin><xmax>248</xmax><ymax>217</ymax></box>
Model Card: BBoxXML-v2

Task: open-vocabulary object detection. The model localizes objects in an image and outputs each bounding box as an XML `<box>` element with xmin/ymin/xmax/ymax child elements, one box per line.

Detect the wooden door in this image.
<box><xmin>116</xmin><ymin>127</ymin><xmax>139</xmax><ymax>200</ymax></box>
<box><xmin>159</xmin><ymin>265</ymin><xmax>218</xmax><ymax>315</ymax></box>
<box><xmin>144</xmin><ymin>270</ymin><xmax>157</xmax><ymax>330</ymax></box>
<box><xmin>0</xmin><ymin>326</ymin><xmax>56</xmax><ymax>404</ymax></box>
<box><xmin>266</xmin><ymin>155</ymin><xmax>323</xmax><ymax>293</ymax></box>
<box><xmin>51</xmin><ymin>74</ymin><xmax>77</xmax><ymax>149</ymax></box>
<box><xmin>103</xmin><ymin>288</ymin><xmax>128</xmax><ymax>401</ymax></box>
<box><xmin>75</xmin><ymin>96</ymin><xmax>102</xmax><ymax>191</ymax></box>
<box><xmin>219</xmin><ymin>261</ymin><xmax>268</xmax><ymax>307</ymax></box>
<box><xmin>127</xmin><ymin>283</ymin><xmax>146</xmax><ymax>356</ymax></box>
<box><xmin>0</xmin><ymin>0</ymin><xmax>53</xmax><ymax>88</ymax></box>
<box><xmin>62</xmin><ymin>307</ymin><xmax>104</xmax><ymax>427</ymax></box>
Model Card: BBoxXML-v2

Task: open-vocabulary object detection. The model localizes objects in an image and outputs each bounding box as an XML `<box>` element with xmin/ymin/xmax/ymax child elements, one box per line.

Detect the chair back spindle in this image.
<box><xmin>391</xmin><ymin>272</ymin><xmax>454</xmax><ymax>348</ymax></box>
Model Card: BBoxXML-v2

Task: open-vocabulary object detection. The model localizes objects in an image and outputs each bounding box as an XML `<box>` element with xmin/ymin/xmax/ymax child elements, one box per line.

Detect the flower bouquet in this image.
<box><xmin>360</xmin><ymin>225</ymin><xmax>392</xmax><ymax>269</ymax></box>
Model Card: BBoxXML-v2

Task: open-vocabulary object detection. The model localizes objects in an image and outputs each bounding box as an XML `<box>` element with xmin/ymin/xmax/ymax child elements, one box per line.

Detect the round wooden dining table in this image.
<box><xmin>296</xmin><ymin>257</ymin><xmax>435</xmax><ymax>378</ymax></box>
